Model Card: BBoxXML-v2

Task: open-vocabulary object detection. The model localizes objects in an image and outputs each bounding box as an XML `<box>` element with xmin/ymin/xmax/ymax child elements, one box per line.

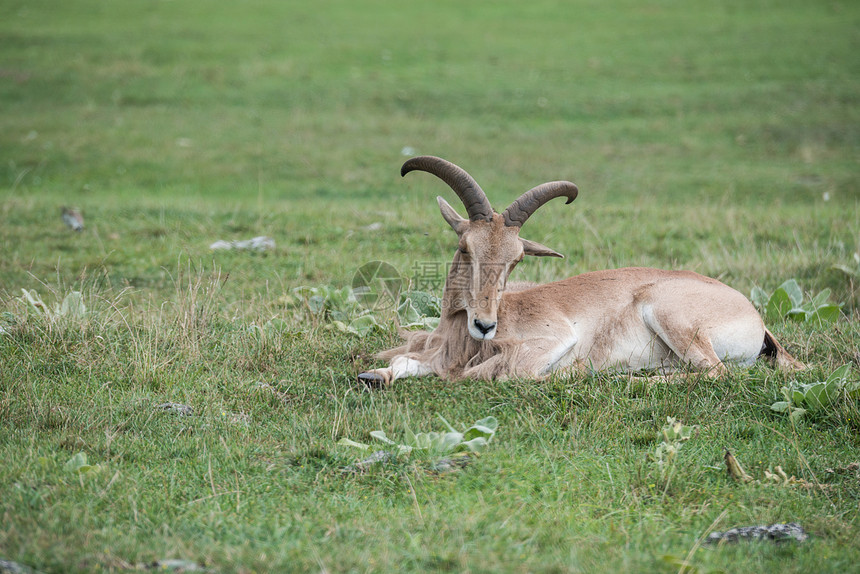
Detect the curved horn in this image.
<box><xmin>401</xmin><ymin>156</ymin><xmax>494</xmax><ymax>222</ymax></box>
<box><xmin>502</xmin><ymin>181</ymin><xmax>579</xmax><ymax>228</ymax></box>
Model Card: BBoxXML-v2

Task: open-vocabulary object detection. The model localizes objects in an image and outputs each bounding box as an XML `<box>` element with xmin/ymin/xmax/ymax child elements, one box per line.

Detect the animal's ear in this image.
<box><xmin>437</xmin><ymin>196</ymin><xmax>468</xmax><ymax>234</ymax></box>
<box><xmin>521</xmin><ymin>237</ymin><xmax>564</xmax><ymax>258</ymax></box>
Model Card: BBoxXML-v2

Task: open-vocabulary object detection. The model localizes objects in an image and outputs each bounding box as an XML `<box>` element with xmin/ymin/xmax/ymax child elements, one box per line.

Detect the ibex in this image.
<box><xmin>359</xmin><ymin>156</ymin><xmax>803</xmax><ymax>385</ymax></box>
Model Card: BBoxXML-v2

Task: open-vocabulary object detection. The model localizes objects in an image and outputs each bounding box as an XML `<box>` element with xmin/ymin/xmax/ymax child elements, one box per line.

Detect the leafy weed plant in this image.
<box><xmin>339</xmin><ymin>415</ymin><xmax>498</xmax><ymax>455</ymax></box>
<box><xmin>751</xmin><ymin>279</ymin><xmax>842</xmax><ymax>326</ymax></box>
<box><xmin>1</xmin><ymin>0</ymin><xmax>859</xmax><ymax>572</ymax></box>
<box><xmin>648</xmin><ymin>417</ymin><xmax>697</xmax><ymax>487</ymax></box>
<box><xmin>771</xmin><ymin>364</ymin><xmax>860</xmax><ymax>421</ymax></box>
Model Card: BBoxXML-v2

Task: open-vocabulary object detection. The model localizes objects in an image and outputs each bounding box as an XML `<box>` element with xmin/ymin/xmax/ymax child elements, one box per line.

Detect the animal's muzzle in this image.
<box><xmin>473</xmin><ymin>318</ymin><xmax>497</xmax><ymax>336</ymax></box>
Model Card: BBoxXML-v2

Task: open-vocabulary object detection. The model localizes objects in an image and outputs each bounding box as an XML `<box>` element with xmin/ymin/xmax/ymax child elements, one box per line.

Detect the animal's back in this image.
<box><xmin>517</xmin><ymin>267</ymin><xmax>749</xmax><ymax>309</ymax></box>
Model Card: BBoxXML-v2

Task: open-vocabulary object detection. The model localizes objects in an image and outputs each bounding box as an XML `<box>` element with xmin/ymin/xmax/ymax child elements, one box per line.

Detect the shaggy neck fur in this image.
<box><xmin>378</xmin><ymin>249</ymin><xmax>515</xmax><ymax>380</ymax></box>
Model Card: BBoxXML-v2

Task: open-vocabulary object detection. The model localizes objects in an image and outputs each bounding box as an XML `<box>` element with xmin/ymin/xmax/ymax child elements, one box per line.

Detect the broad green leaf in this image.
<box><xmin>766</xmin><ymin>288</ymin><xmax>792</xmax><ymax>321</ymax></box>
<box><xmin>463</xmin><ymin>425</ymin><xmax>496</xmax><ymax>441</ymax></box>
<box><xmin>436</xmin><ymin>414</ymin><xmax>457</xmax><ymax>433</ymax></box>
<box><xmin>398</xmin><ymin>291</ymin><xmax>441</xmax><ymax>329</ymax></box>
<box><xmin>811</xmin><ymin>288</ymin><xmax>832</xmax><ymax>307</ymax></box>
<box><xmin>326</xmin><ymin>320</ymin><xmax>348</xmax><ymax>333</ymax></box>
<box><xmin>403</xmin><ymin>291</ymin><xmax>441</xmax><ymax>317</ymax></box>
<box><xmin>770</xmin><ymin>401</ymin><xmax>791</xmax><ymax>413</ymax></box>
<box><xmin>60</xmin><ymin>291</ymin><xmax>86</xmax><ymax>319</ymax></box>
<box><xmin>789</xmin><ymin>407</ymin><xmax>807</xmax><ymax>421</ymax></box>
<box><xmin>825</xmin><ymin>364</ymin><xmax>853</xmax><ymax>385</ymax></box>
<box><xmin>404</xmin><ymin>426</ymin><xmax>417</xmax><ymax>447</ymax></box>
<box><xmin>397</xmin><ymin>297</ymin><xmax>423</xmax><ymax>325</ymax></box>
<box><xmin>64</xmin><ymin>452</ymin><xmax>89</xmax><ymax>472</ymax></box>
<box><xmin>791</xmin><ymin>389</ymin><xmax>806</xmax><ymax>405</ymax></box>
<box><xmin>369</xmin><ymin>430</ymin><xmax>397</xmax><ymax>445</ymax></box>
<box><xmin>415</xmin><ymin>317</ymin><xmax>440</xmax><ymax>330</ymax></box>
<box><xmin>410</xmin><ymin>432</ymin><xmax>434</xmax><ymax>450</ymax></box>
<box><xmin>821</xmin><ymin>380</ymin><xmax>843</xmax><ymax>406</ymax></box>
<box><xmin>437</xmin><ymin>432</ymin><xmax>465</xmax><ymax>453</ymax></box>
<box><xmin>307</xmin><ymin>295</ymin><xmax>326</xmax><ymax>315</ymax></box>
<box><xmin>808</xmin><ymin>305</ymin><xmax>841</xmax><ymax>326</ymax></box>
<box><xmin>424</xmin><ymin>431</ymin><xmax>443</xmax><ymax>447</ymax></box>
<box><xmin>368</xmin><ymin>431</ymin><xmax>413</xmax><ymax>454</ymax></box>
<box><xmin>64</xmin><ymin>451</ymin><xmax>101</xmax><ymax>474</ymax></box>
<box><xmin>326</xmin><ymin>287</ymin><xmax>351</xmax><ymax>310</ymax></box>
<box><xmin>458</xmin><ymin>437</ymin><xmax>489</xmax><ymax>453</ymax></box>
<box><xmin>660</xmin><ymin>418</ymin><xmax>694</xmax><ymax>443</ymax></box>
<box><xmin>329</xmin><ymin>309</ymin><xmax>349</xmax><ymax>322</ymax></box>
<box><xmin>20</xmin><ymin>289</ymin><xmax>46</xmax><ymax>315</ymax></box>
<box><xmin>337</xmin><ymin>438</ymin><xmax>371</xmax><ymax>450</ymax></box>
<box><xmin>750</xmin><ymin>286</ymin><xmax>769</xmax><ymax>309</ymax></box>
<box><xmin>472</xmin><ymin>416</ymin><xmax>499</xmax><ymax>432</ymax></box>
<box><xmin>291</xmin><ymin>286</ymin><xmax>315</xmax><ymax>298</ymax></box>
<box><xmin>346</xmin><ymin>315</ymin><xmax>380</xmax><ymax>337</ymax></box>
<box><xmin>777</xmin><ymin>279</ymin><xmax>803</xmax><ymax>307</ymax></box>
<box><xmin>786</xmin><ymin>308</ymin><xmax>808</xmax><ymax>322</ymax></box>
<box><xmin>803</xmin><ymin>383</ymin><xmax>832</xmax><ymax>410</ymax></box>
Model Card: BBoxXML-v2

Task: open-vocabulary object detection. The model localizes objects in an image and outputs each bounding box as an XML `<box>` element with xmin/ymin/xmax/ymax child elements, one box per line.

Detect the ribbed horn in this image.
<box><xmin>401</xmin><ymin>156</ymin><xmax>494</xmax><ymax>222</ymax></box>
<box><xmin>502</xmin><ymin>181</ymin><xmax>578</xmax><ymax>228</ymax></box>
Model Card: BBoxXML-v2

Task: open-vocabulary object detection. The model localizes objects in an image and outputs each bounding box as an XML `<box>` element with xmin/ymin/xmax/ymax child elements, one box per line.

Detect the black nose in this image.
<box><xmin>474</xmin><ymin>318</ymin><xmax>496</xmax><ymax>335</ymax></box>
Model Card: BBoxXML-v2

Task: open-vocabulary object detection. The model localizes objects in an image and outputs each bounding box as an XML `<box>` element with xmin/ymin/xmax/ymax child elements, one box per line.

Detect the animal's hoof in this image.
<box><xmin>358</xmin><ymin>371</ymin><xmax>388</xmax><ymax>388</ymax></box>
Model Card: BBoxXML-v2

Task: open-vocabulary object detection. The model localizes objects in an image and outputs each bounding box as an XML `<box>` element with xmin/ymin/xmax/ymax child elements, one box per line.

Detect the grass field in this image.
<box><xmin>1</xmin><ymin>0</ymin><xmax>859</xmax><ymax>572</ymax></box>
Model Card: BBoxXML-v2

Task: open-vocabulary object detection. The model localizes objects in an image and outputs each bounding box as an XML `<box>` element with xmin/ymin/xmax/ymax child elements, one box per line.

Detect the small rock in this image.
<box><xmin>156</xmin><ymin>403</ymin><xmax>194</xmax><ymax>416</ymax></box>
<box><xmin>208</xmin><ymin>240</ymin><xmax>232</xmax><ymax>250</ymax></box>
<box><xmin>430</xmin><ymin>454</ymin><xmax>474</xmax><ymax>474</ymax></box>
<box><xmin>0</xmin><ymin>559</ymin><xmax>39</xmax><ymax>574</ymax></box>
<box><xmin>61</xmin><ymin>207</ymin><xmax>84</xmax><ymax>231</ymax></box>
<box><xmin>342</xmin><ymin>450</ymin><xmax>395</xmax><ymax>473</ymax></box>
<box><xmin>209</xmin><ymin>236</ymin><xmax>275</xmax><ymax>252</ymax></box>
<box><xmin>142</xmin><ymin>559</ymin><xmax>207</xmax><ymax>572</ymax></box>
<box><xmin>705</xmin><ymin>522</ymin><xmax>808</xmax><ymax>544</ymax></box>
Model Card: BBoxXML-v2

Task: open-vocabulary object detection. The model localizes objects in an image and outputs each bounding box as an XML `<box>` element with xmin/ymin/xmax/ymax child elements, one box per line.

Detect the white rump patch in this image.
<box><xmin>711</xmin><ymin>321</ymin><xmax>763</xmax><ymax>367</ymax></box>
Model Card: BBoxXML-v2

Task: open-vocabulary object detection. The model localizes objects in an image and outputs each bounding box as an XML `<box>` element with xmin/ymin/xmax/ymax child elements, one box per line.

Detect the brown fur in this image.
<box><xmin>359</xmin><ymin>159</ymin><xmax>804</xmax><ymax>385</ymax></box>
<box><xmin>378</xmin><ymin>310</ymin><xmax>513</xmax><ymax>380</ymax></box>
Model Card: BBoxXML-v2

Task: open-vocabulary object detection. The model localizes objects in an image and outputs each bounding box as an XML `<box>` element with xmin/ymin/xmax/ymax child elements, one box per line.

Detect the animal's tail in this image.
<box><xmin>760</xmin><ymin>328</ymin><xmax>806</xmax><ymax>370</ymax></box>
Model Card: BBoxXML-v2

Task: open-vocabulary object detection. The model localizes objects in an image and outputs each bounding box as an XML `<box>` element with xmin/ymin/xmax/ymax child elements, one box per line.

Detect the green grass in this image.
<box><xmin>1</xmin><ymin>0</ymin><xmax>859</xmax><ymax>572</ymax></box>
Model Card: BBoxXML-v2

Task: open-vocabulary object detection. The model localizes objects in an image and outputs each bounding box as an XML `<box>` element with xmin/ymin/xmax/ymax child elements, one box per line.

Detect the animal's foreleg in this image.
<box><xmin>358</xmin><ymin>356</ymin><xmax>433</xmax><ymax>387</ymax></box>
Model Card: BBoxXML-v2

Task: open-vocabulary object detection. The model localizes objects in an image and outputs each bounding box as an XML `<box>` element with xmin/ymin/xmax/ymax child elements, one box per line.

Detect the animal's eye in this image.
<box><xmin>458</xmin><ymin>247</ymin><xmax>468</xmax><ymax>255</ymax></box>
